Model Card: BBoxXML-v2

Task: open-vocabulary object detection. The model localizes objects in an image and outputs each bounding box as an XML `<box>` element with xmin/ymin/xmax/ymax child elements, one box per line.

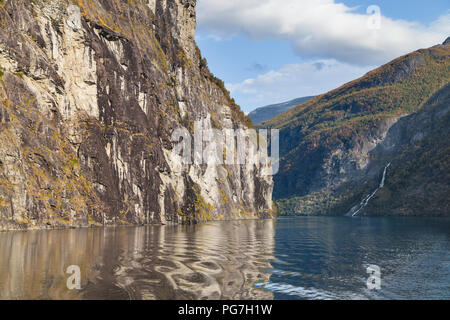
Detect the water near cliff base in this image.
<box><xmin>0</xmin><ymin>217</ymin><xmax>449</xmax><ymax>300</ymax></box>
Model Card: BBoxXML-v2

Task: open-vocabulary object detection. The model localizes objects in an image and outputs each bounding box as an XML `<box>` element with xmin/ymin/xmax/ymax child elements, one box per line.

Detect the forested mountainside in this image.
<box><xmin>359</xmin><ymin>83</ymin><xmax>450</xmax><ymax>216</ymax></box>
<box><xmin>0</xmin><ymin>0</ymin><xmax>273</xmax><ymax>231</ymax></box>
<box><xmin>248</xmin><ymin>96</ymin><xmax>314</xmax><ymax>125</ymax></box>
<box><xmin>261</xmin><ymin>39</ymin><xmax>449</xmax><ymax>216</ymax></box>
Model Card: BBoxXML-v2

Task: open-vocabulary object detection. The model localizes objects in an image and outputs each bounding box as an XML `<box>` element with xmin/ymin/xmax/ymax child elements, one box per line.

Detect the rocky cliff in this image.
<box><xmin>262</xmin><ymin>40</ymin><xmax>449</xmax><ymax>216</ymax></box>
<box><xmin>0</xmin><ymin>0</ymin><xmax>273</xmax><ymax>230</ymax></box>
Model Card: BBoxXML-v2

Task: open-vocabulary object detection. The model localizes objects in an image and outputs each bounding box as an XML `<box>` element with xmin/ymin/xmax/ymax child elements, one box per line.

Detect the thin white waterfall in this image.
<box><xmin>346</xmin><ymin>163</ymin><xmax>391</xmax><ymax>217</ymax></box>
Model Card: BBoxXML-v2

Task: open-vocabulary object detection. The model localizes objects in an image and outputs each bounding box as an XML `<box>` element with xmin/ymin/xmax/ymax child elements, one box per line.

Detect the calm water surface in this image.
<box><xmin>0</xmin><ymin>217</ymin><xmax>449</xmax><ymax>300</ymax></box>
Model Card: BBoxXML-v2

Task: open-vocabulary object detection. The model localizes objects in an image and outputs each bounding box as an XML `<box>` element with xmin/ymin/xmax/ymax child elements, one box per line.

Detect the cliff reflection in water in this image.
<box><xmin>0</xmin><ymin>220</ymin><xmax>275</xmax><ymax>300</ymax></box>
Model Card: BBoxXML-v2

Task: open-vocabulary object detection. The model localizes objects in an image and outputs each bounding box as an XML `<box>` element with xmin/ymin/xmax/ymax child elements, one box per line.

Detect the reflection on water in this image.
<box><xmin>0</xmin><ymin>217</ymin><xmax>449</xmax><ymax>300</ymax></box>
<box><xmin>0</xmin><ymin>220</ymin><xmax>275</xmax><ymax>300</ymax></box>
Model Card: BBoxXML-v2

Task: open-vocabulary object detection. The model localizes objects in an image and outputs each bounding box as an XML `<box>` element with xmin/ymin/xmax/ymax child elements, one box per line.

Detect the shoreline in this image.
<box><xmin>2</xmin><ymin>213</ymin><xmax>450</xmax><ymax>233</ymax></box>
<box><xmin>0</xmin><ymin>215</ymin><xmax>276</xmax><ymax>233</ymax></box>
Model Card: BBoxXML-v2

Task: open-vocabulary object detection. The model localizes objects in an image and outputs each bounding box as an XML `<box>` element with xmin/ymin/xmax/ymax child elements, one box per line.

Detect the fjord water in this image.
<box><xmin>0</xmin><ymin>217</ymin><xmax>449</xmax><ymax>300</ymax></box>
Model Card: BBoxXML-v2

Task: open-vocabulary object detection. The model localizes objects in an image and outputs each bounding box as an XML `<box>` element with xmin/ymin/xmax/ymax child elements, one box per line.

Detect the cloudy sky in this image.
<box><xmin>195</xmin><ymin>0</ymin><xmax>450</xmax><ymax>112</ymax></box>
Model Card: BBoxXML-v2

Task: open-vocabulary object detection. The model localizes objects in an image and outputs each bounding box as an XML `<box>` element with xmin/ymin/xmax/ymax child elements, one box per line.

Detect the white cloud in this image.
<box><xmin>197</xmin><ymin>0</ymin><xmax>450</xmax><ymax>65</ymax></box>
<box><xmin>226</xmin><ymin>60</ymin><xmax>373</xmax><ymax>107</ymax></box>
<box><xmin>429</xmin><ymin>13</ymin><xmax>450</xmax><ymax>34</ymax></box>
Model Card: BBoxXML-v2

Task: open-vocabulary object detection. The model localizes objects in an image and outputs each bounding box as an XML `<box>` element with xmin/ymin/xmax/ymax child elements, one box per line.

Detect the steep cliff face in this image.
<box><xmin>262</xmin><ymin>41</ymin><xmax>449</xmax><ymax>216</ymax></box>
<box><xmin>0</xmin><ymin>0</ymin><xmax>273</xmax><ymax>230</ymax></box>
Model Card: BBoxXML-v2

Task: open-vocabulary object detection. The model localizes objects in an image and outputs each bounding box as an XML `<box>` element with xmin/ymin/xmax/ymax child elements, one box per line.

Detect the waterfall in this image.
<box><xmin>379</xmin><ymin>163</ymin><xmax>390</xmax><ymax>188</ymax></box>
<box><xmin>346</xmin><ymin>163</ymin><xmax>391</xmax><ymax>217</ymax></box>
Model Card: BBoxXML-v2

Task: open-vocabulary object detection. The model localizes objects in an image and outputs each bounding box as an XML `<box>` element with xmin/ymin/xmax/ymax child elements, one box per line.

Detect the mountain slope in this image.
<box><xmin>261</xmin><ymin>40</ymin><xmax>450</xmax><ymax>216</ymax></box>
<box><xmin>363</xmin><ymin>84</ymin><xmax>450</xmax><ymax>215</ymax></box>
<box><xmin>248</xmin><ymin>96</ymin><xmax>314</xmax><ymax>125</ymax></box>
<box><xmin>0</xmin><ymin>0</ymin><xmax>273</xmax><ymax>230</ymax></box>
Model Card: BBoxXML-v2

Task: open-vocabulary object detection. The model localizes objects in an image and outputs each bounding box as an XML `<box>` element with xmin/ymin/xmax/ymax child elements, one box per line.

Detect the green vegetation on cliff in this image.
<box><xmin>196</xmin><ymin>46</ymin><xmax>253</xmax><ymax>128</ymax></box>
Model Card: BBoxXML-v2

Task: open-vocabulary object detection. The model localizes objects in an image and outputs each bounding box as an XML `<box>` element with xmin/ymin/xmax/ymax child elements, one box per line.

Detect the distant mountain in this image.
<box><xmin>261</xmin><ymin>39</ymin><xmax>450</xmax><ymax>216</ymax></box>
<box><xmin>248</xmin><ymin>96</ymin><xmax>315</xmax><ymax>125</ymax></box>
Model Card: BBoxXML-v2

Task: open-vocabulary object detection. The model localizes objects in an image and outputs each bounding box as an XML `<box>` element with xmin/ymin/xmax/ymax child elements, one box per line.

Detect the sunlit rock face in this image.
<box><xmin>0</xmin><ymin>0</ymin><xmax>273</xmax><ymax>230</ymax></box>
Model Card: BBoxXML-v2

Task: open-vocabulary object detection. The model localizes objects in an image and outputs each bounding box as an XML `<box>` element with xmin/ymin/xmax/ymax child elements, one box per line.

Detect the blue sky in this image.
<box><xmin>196</xmin><ymin>0</ymin><xmax>450</xmax><ymax>112</ymax></box>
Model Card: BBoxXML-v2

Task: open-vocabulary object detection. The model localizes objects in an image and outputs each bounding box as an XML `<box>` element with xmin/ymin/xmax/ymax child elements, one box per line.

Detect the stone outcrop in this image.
<box><xmin>0</xmin><ymin>0</ymin><xmax>273</xmax><ymax>230</ymax></box>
